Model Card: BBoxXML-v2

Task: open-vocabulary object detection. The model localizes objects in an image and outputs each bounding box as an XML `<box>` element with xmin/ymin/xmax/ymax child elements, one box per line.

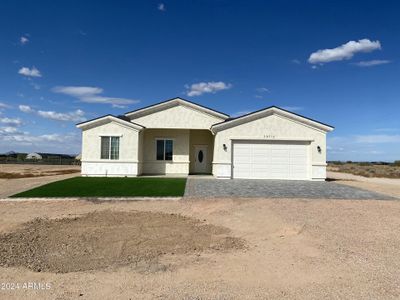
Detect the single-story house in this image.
<box><xmin>77</xmin><ymin>97</ymin><xmax>334</xmax><ymax>180</ymax></box>
<box><xmin>26</xmin><ymin>152</ymin><xmax>75</xmax><ymax>160</ymax></box>
<box><xmin>26</xmin><ymin>152</ymin><xmax>43</xmax><ymax>160</ymax></box>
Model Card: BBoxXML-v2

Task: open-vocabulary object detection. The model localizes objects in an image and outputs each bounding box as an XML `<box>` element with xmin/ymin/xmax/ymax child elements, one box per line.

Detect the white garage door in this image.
<box><xmin>232</xmin><ymin>141</ymin><xmax>309</xmax><ymax>180</ymax></box>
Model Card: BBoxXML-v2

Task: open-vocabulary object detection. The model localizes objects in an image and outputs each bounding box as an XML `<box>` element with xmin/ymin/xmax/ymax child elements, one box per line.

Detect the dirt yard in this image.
<box><xmin>0</xmin><ymin>210</ymin><xmax>244</xmax><ymax>273</ymax></box>
<box><xmin>1</xmin><ymin>164</ymin><xmax>400</xmax><ymax>299</ymax></box>
<box><xmin>0</xmin><ymin>198</ymin><xmax>400</xmax><ymax>299</ymax></box>
<box><xmin>328</xmin><ymin>171</ymin><xmax>400</xmax><ymax>198</ymax></box>
<box><xmin>0</xmin><ymin>164</ymin><xmax>80</xmax><ymax>178</ymax></box>
<box><xmin>0</xmin><ymin>164</ymin><xmax>80</xmax><ymax>198</ymax></box>
<box><xmin>328</xmin><ymin>163</ymin><xmax>400</xmax><ymax>178</ymax></box>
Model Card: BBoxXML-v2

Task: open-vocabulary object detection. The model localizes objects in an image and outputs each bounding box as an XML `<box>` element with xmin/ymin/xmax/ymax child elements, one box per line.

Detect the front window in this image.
<box><xmin>156</xmin><ymin>139</ymin><xmax>173</xmax><ymax>161</ymax></box>
<box><xmin>101</xmin><ymin>136</ymin><xmax>120</xmax><ymax>160</ymax></box>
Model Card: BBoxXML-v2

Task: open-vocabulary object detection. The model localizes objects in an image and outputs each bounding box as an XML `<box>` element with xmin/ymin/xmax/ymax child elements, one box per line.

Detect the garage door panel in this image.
<box><xmin>252</xmin><ymin>154</ymin><xmax>270</xmax><ymax>163</ymax></box>
<box><xmin>233</xmin><ymin>141</ymin><xmax>309</xmax><ymax>180</ymax></box>
<box><xmin>290</xmin><ymin>157</ymin><xmax>307</xmax><ymax>165</ymax></box>
<box><xmin>233</xmin><ymin>148</ymin><xmax>251</xmax><ymax>156</ymax></box>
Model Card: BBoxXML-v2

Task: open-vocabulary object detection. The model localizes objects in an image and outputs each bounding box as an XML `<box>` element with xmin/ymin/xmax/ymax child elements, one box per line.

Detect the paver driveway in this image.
<box><xmin>184</xmin><ymin>178</ymin><xmax>395</xmax><ymax>200</ymax></box>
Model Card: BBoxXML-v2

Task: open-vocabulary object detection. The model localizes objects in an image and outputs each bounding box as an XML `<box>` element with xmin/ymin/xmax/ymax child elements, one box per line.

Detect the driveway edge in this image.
<box><xmin>0</xmin><ymin>197</ymin><xmax>182</xmax><ymax>202</ymax></box>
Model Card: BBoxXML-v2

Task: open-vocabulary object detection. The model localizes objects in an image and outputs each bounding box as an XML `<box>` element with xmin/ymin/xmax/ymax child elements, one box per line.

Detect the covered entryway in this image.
<box><xmin>232</xmin><ymin>140</ymin><xmax>309</xmax><ymax>180</ymax></box>
<box><xmin>189</xmin><ymin>130</ymin><xmax>214</xmax><ymax>174</ymax></box>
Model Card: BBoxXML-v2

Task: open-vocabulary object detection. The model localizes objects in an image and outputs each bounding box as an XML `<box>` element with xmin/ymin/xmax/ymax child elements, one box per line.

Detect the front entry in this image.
<box><xmin>194</xmin><ymin>145</ymin><xmax>208</xmax><ymax>173</ymax></box>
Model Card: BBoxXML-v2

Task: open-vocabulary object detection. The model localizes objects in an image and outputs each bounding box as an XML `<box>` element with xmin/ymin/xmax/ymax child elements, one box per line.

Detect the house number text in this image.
<box><xmin>263</xmin><ymin>134</ymin><xmax>276</xmax><ymax>138</ymax></box>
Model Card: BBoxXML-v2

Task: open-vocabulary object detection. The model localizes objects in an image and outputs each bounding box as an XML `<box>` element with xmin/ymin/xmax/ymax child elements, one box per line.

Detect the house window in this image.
<box><xmin>101</xmin><ymin>136</ymin><xmax>120</xmax><ymax>160</ymax></box>
<box><xmin>156</xmin><ymin>139</ymin><xmax>173</xmax><ymax>161</ymax></box>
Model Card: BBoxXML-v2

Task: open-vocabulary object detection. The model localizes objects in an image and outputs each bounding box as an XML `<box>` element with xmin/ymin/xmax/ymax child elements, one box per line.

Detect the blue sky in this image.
<box><xmin>0</xmin><ymin>0</ymin><xmax>399</xmax><ymax>161</ymax></box>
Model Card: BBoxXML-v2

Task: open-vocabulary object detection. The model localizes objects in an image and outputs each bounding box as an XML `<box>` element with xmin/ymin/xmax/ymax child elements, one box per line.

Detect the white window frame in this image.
<box><xmin>100</xmin><ymin>136</ymin><xmax>121</xmax><ymax>160</ymax></box>
<box><xmin>155</xmin><ymin>138</ymin><xmax>174</xmax><ymax>161</ymax></box>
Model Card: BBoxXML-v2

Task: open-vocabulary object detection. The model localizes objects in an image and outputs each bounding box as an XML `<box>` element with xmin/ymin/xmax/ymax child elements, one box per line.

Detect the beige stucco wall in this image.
<box><xmin>213</xmin><ymin>114</ymin><xmax>327</xmax><ymax>179</ymax></box>
<box><xmin>141</xmin><ymin>129</ymin><xmax>190</xmax><ymax>174</ymax></box>
<box><xmin>189</xmin><ymin>130</ymin><xmax>214</xmax><ymax>174</ymax></box>
<box><xmin>81</xmin><ymin>121</ymin><xmax>140</xmax><ymax>162</ymax></box>
<box><xmin>137</xmin><ymin>130</ymin><xmax>144</xmax><ymax>174</ymax></box>
<box><xmin>80</xmin><ymin>120</ymin><xmax>140</xmax><ymax>176</ymax></box>
<box><xmin>132</xmin><ymin>105</ymin><xmax>224</xmax><ymax>129</ymax></box>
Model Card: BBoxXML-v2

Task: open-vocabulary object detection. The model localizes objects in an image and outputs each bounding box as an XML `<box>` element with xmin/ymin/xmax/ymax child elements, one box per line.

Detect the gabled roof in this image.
<box><xmin>124</xmin><ymin>97</ymin><xmax>230</xmax><ymax>120</ymax></box>
<box><xmin>76</xmin><ymin>114</ymin><xmax>144</xmax><ymax>130</ymax></box>
<box><xmin>211</xmin><ymin>106</ymin><xmax>334</xmax><ymax>133</ymax></box>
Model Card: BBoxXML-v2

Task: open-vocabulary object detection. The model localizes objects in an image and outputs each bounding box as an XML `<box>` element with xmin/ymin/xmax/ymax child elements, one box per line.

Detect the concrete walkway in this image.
<box><xmin>184</xmin><ymin>178</ymin><xmax>396</xmax><ymax>200</ymax></box>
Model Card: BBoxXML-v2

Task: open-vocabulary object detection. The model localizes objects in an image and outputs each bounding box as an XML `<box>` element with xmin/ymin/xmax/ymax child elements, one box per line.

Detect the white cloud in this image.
<box><xmin>353</xmin><ymin>59</ymin><xmax>391</xmax><ymax>67</ymax></box>
<box><xmin>354</xmin><ymin>134</ymin><xmax>400</xmax><ymax>143</ymax></box>
<box><xmin>30</xmin><ymin>82</ymin><xmax>41</xmax><ymax>90</ymax></box>
<box><xmin>20</xmin><ymin>36</ymin><xmax>29</xmax><ymax>45</ymax></box>
<box><xmin>82</xmin><ymin>96</ymin><xmax>139</xmax><ymax>106</ymax></box>
<box><xmin>185</xmin><ymin>81</ymin><xmax>232</xmax><ymax>97</ymax></box>
<box><xmin>328</xmin><ymin>134</ymin><xmax>400</xmax><ymax>162</ymax></box>
<box><xmin>19</xmin><ymin>105</ymin><xmax>34</xmax><ymax>113</ymax></box>
<box><xmin>0</xmin><ymin>130</ymin><xmax>81</xmax><ymax>153</ymax></box>
<box><xmin>52</xmin><ymin>86</ymin><xmax>139</xmax><ymax>106</ymax></box>
<box><xmin>256</xmin><ymin>87</ymin><xmax>269</xmax><ymax>93</ymax></box>
<box><xmin>308</xmin><ymin>39</ymin><xmax>381</xmax><ymax>64</ymax></box>
<box><xmin>281</xmin><ymin>106</ymin><xmax>303</xmax><ymax>112</ymax></box>
<box><xmin>0</xmin><ymin>117</ymin><xmax>22</xmax><ymax>126</ymax></box>
<box><xmin>158</xmin><ymin>3</ymin><xmax>166</xmax><ymax>11</ymax></box>
<box><xmin>18</xmin><ymin>66</ymin><xmax>42</xmax><ymax>77</ymax></box>
<box><xmin>111</xmin><ymin>104</ymin><xmax>127</xmax><ymax>109</ymax></box>
<box><xmin>291</xmin><ymin>59</ymin><xmax>301</xmax><ymax>64</ymax></box>
<box><xmin>231</xmin><ymin>110</ymin><xmax>251</xmax><ymax>117</ymax></box>
<box><xmin>19</xmin><ymin>104</ymin><xmax>86</xmax><ymax>122</ymax></box>
<box><xmin>0</xmin><ymin>102</ymin><xmax>11</xmax><ymax>109</ymax></box>
<box><xmin>0</xmin><ymin>126</ymin><xmax>18</xmax><ymax>134</ymax></box>
<box><xmin>37</xmin><ymin>109</ymin><xmax>86</xmax><ymax>122</ymax></box>
<box><xmin>52</xmin><ymin>86</ymin><xmax>103</xmax><ymax>97</ymax></box>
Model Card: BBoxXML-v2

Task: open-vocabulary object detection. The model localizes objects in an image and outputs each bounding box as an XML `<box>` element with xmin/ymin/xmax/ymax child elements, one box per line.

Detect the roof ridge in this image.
<box><xmin>124</xmin><ymin>96</ymin><xmax>230</xmax><ymax>118</ymax></box>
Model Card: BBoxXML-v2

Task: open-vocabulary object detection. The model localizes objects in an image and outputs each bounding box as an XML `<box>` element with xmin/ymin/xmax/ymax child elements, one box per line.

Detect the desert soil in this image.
<box><xmin>328</xmin><ymin>171</ymin><xmax>400</xmax><ymax>198</ymax></box>
<box><xmin>327</xmin><ymin>163</ymin><xmax>400</xmax><ymax>178</ymax></box>
<box><xmin>1</xmin><ymin>165</ymin><xmax>400</xmax><ymax>299</ymax></box>
<box><xmin>0</xmin><ymin>164</ymin><xmax>80</xmax><ymax>198</ymax></box>
<box><xmin>0</xmin><ymin>210</ymin><xmax>244</xmax><ymax>273</ymax></box>
<box><xmin>0</xmin><ymin>198</ymin><xmax>400</xmax><ymax>299</ymax></box>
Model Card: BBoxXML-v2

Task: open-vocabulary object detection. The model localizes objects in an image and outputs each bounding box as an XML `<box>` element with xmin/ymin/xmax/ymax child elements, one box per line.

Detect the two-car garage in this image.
<box><xmin>232</xmin><ymin>140</ymin><xmax>309</xmax><ymax>180</ymax></box>
<box><xmin>211</xmin><ymin>106</ymin><xmax>334</xmax><ymax>181</ymax></box>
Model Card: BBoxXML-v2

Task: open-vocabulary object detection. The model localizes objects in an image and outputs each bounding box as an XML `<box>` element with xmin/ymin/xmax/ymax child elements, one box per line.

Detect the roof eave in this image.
<box><xmin>76</xmin><ymin>115</ymin><xmax>144</xmax><ymax>130</ymax></box>
<box><xmin>211</xmin><ymin>106</ymin><xmax>334</xmax><ymax>133</ymax></box>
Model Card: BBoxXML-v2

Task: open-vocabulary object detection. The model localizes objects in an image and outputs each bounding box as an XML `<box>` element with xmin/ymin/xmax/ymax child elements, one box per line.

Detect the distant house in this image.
<box><xmin>26</xmin><ymin>152</ymin><xmax>43</xmax><ymax>160</ymax></box>
<box><xmin>26</xmin><ymin>152</ymin><xmax>75</xmax><ymax>160</ymax></box>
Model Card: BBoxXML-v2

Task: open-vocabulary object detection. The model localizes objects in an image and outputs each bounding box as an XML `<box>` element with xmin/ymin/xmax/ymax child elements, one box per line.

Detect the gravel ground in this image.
<box><xmin>0</xmin><ymin>198</ymin><xmax>400</xmax><ymax>299</ymax></box>
<box><xmin>0</xmin><ymin>165</ymin><xmax>80</xmax><ymax>198</ymax></box>
<box><xmin>328</xmin><ymin>171</ymin><xmax>400</xmax><ymax>199</ymax></box>
<box><xmin>0</xmin><ymin>210</ymin><xmax>244</xmax><ymax>273</ymax></box>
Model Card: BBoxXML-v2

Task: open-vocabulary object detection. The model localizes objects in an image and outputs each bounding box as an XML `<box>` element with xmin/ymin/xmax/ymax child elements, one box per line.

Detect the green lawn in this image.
<box><xmin>11</xmin><ymin>177</ymin><xmax>187</xmax><ymax>198</ymax></box>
